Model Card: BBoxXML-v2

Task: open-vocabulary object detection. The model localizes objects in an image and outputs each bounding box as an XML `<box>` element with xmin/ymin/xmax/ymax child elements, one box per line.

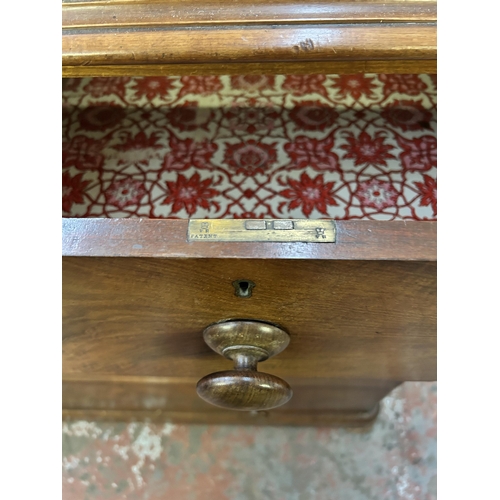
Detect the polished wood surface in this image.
<box><xmin>63</xmin><ymin>1</ymin><xmax>436</xmax><ymax>29</ymax></box>
<box><xmin>62</xmin><ymin>219</ymin><xmax>436</xmax><ymax>261</ymax></box>
<box><xmin>61</xmin><ymin>0</ymin><xmax>437</xmax><ymax>424</ymax></box>
<box><xmin>63</xmin><ymin>258</ymin><xmax>436</xmax><ymax>381</ymax></box>
<box><xmin>63</xmin><ymin>378</ymin><xmax>399</xmax><ymax>426</ymax></box>
<box><xmin>196</xmin><ymin>321</ymin><xmax>292</xmax><ymax>410</ymax></box>
<box><xmin>197</xmin><ymin>371</ymin><xmax>293</xmax><ymax>411</ymax></box>
<box><xmin>62</xmin><ymin>0</ymin><xmax>436</xmax><ymax>75</ymax></box>
<box><xmin>63</xmin><ymin>26</ymin><xmax>435</xmax><ymax>70</ymax></box>
<box><xmin>62</xmin><ymin>408</ymin><xmax>381</xmax><ymax>427</ymax></box>
<box><xmin>62</xmin><ymin>217</ymin><xmax>435</xmax><ymax>423</ymax></box>
<box><xmin>62</xmin><ymin>61</ymin><xmax>437</xmax><ymax>77</ymax></box>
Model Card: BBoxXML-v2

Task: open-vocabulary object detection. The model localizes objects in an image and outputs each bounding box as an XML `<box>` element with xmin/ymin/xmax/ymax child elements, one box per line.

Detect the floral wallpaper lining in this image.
<box><xmin>62</xmin><ymin>74</ymin><xmax>436</xmax><ymax>220</ymax></box>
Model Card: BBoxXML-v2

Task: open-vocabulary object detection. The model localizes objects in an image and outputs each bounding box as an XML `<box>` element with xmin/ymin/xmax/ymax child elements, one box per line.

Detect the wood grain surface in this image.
<box><xmin>63</xmin><ymin>256</ymin><xmax>436</xmax><ymax>381</ymax></box>
<box><xmin>62</xmin><ymin>0</ymin><xmax>436</xmax><ymax>75</ymax></box>
<box><xmin>63</xmin><ymin>25</ymin><xmax>435</xmax><ymax>66</ymax></box>
<box><xmin>197</xmin><ymin>371</ymin><xmax>293</xmax><ymax>411</ymax></box>
<box><xmin>62</xmin><ymin>217</ymin><xmax>435</xmax><ymax>421</ymax></box>
<box><xmin>61</xmin><ymin>0</ymin><xmax>437</xmax><ymax>420</ymax></box>
<box><xmin>62</xmin><ymin>408</ymin><xmax>382</xmax><ymax>427</ymax></box>
<box><xmin>62</xmin><ymin>60</ymin><xmax>437</xmax><ymax>77</ymax></box>
<box><xmin>195</xmin><ymin>320</ymin><xmax>293</xmax><ymax>410</ymax></box>
<box><xmin>63</xmin><ymin>1</ymin><xmax>436</xmax><ymax>29</ymax></box>
<box><xmin>62</xmin><ymin>377</ymin><xmax>399</xmax><ymax>426</ymax></box>
<box><xmin>62</xmin><ymin>219</ymin><xmax>436</xmax><ymax>261</ymax></box>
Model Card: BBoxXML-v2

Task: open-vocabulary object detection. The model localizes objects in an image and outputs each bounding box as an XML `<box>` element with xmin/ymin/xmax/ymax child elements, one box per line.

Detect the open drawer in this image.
<box><xmin>62</xmin><ymin>74</ymin><xmax>436</xmax><ymax>426</ymax></box>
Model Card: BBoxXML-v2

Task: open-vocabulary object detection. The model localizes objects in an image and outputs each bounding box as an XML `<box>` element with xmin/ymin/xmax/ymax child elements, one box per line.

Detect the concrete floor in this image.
<box><xmin>62</xmin><ymin>382</ymin><xmax>436</xmax><ymax>500</ymax></box>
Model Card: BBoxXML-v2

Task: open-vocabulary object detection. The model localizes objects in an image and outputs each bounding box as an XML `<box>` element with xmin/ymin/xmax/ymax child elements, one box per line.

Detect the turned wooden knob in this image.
<box><xmin>196</xmin><ymin>320</ymin><xmax>292</xmax><ymax>411</ymax></box>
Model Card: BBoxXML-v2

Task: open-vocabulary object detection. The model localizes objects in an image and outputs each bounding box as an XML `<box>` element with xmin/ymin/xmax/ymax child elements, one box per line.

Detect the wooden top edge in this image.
<box><xmin>63</xmin><ymin>2</ymin><xmax>436</xmax><ymax>30</ymax></box>
<box><xmin>62</xmin><ymin>0</ymin><xmax>436</xmax><ymax>8</ymax></box>
<box><xmin>62</xmin><ymin>24</ymin><xmax>436</xmax><ymax>68</ymax></box>
<box><xmin>63</xmin><ymin>374</ymin><xmax>401</xmax><ymax>387</ymax></box>
<box><xmin>62</xmin><ymin>60</ymin><xmax>437</xmax><ymax>76</ymax></box>
<box><xmin>63</xmin><ymin>0</ymin><xmax>436</xmax><ymax>4</ymax></box>
<box><xmin>62</xmin><ymin>218</ymin><xmax>436</xmax><ymax>261</ymax></box>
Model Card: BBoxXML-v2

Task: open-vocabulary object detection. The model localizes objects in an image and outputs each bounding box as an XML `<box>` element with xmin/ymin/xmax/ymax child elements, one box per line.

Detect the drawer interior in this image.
<box><xmin>62</xmin><ymin>74</ymin><xmax>437</xmax><ymax>419</ymax></box>
<box><xmin>62</xmin><ymin>74</ymin><xmax>437</xmax><ymax>221</ymax></box>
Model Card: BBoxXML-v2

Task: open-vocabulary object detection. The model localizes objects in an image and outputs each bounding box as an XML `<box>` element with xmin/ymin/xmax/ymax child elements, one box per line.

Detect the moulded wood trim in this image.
<box><xmin>62</xmin><ymin>60</ymin><xmax>437</xmax><ymax>76</ymax></box>
<box><xmin>62</xmin><ymin>219</ymin><xmax>436</xmax><ymax>261</ymax></box>
<box><xmin>63</xmin><ymin>1</ymin><xmax>436</xmax><ymax>29</ymax></box>
<box><xmin>62</xmin><ymin>377</ymin><xmax>399</xmax><ymax>425</ymax></box>
<box><xmin>62</xmin><ymin>407</ymin><xmax>381</xmax><ymax>426</ymax></box>
<box><xmin>62</xmin><ymin>24</ymin><xmax>436</xmax><ymax>68</ymax></box>
<box><xmin>62</xmin><ymin>374</ymin><xmax>402</xmax><ymax>388</ymax></box>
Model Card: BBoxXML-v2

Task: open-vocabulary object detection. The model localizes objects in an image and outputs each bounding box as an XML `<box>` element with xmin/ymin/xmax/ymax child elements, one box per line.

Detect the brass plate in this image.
<box><xmin>188</xmin><ymin>219</ymin><xmax>336</xmax><ymax>243</ymax></box>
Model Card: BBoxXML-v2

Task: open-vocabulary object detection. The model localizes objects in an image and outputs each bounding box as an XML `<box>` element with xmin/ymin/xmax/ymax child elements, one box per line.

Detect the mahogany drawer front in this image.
<box><xmin>62</xmin><ymin>218</ymin><xmax>435</xmax><ymax>421</ymax></box>
<box><xmin>63</xmin><ymin>257</ymin><xmax>435</xmax><ymax>381</ymax></box>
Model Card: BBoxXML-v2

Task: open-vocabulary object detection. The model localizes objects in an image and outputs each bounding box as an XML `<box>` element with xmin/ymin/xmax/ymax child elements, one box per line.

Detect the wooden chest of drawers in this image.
<box><xmin>62</xmin><ymin>0</ymin><xmax>437</xmax><ymax>425</ymax></box>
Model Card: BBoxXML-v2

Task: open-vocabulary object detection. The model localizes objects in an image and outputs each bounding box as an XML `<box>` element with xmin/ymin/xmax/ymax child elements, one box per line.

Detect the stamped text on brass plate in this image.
<box><xmin>188</xmin><ymin>219</ymin><xmax>336</xmax><ymax>243</ymax></box>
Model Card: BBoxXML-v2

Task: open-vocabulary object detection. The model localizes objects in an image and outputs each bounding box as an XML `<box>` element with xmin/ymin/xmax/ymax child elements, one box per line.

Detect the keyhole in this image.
<box><xmin>232</xmin><ymin>279</ymin><xmax>255</xmax><ymax>298</ymax></box>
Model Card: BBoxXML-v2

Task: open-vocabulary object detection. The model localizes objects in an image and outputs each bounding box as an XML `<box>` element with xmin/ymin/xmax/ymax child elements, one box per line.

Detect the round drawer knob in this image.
<box><xmin>196</xmin><ymin>320</ymin><xmax>292</xmax><ymax>411</ymax></box>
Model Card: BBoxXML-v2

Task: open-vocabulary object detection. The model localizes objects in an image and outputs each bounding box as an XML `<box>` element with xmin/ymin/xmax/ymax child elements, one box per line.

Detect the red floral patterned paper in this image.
<box><xmin>62</xmin><ymin>74</ymin><xmax>436</xmax><ymax>220</ymax></box>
